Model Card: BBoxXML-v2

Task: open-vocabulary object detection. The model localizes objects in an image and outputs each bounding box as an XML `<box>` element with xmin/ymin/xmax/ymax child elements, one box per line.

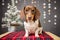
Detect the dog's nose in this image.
<box><xmin>28</xmin><ymin>17</ymin><xmax>32</xmax><ymax>20</ymax></box>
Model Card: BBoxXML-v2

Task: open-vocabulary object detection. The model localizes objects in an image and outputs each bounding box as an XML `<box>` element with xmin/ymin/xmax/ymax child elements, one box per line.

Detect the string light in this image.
<box><xmin>48</xmin><ymin>9</ymin><xmax>51</xmax><ymax>15</ymax></box>
<box><xmin>7</xmin><ymin>3</ymin><xmax>11</xmax><ymax>9</ymax></box>
<box><xmin>43</xmin><ymin>3</ymin><xmax>46</xmax><ymax>9</ymax></box>
<box><xmin>43</xmin><ymin>11</ymin><xmax>46</xmax><ymax>13</ymax></box>
<box><xmin>43</xmin><ymin>13</ymin><xmax>46</xmax><ymax>16</ymax></box>
<box><xmin>2</xmin><ymin>0</ymin><xmax>58</xmax><ymax>27</ymax></box>
<box><xmin>43</xmin><ymin>3</ymin><xmax>46</xmax><ymax>5</ymax></box>
<box><xmin>48</xmin><ymin>3</ymin><xmax>51</xmax><ymax>8</ymax></box>
<box><xmin>2</xmin><ymin>3</ymin><xmax>4</xmax><ymax>5</ymax></box>
<box><xmin>48</xmin><ymin>9</ymin><xmax>51</xmax><ymax>13</ymax></box>
<box><xmin>48</xmin><ymin>3</ymin><xmax>51</xmax><ymax>6</ymax></box>
<box><xmin>54</xmin><ymin>1</ymin><xmax>56</xmax><ymax>3</ymax></box>
<box><xmin>43</xmin><ymin>6</ymin><xmax>46</xmax><ymax>9</ymax></box>
<box><xmin>15</xmin><ymin>0</ymin><xmax>18</xmax><ymax>3</ymax></box>
<box><xmin>44</xmin><ymin>16</ymin><xmax>46</xmax><ymax>19</ymax></box>
<box><xmin>48</xmin><ymin>20</ymin><xmax>51</xmax><ymax>22</ymax></box>
<box><xmin>54</xmin><ymin>7</ymin><xmax>57</xmax><ymax>10</ymax></box>
<box><xmin>43</xmin><ymin>11</ymin><xmax>46</xmax><ymax>19</ymax></box>
<box><xmin>54</xmin><ymin>22</ymin><xmax>57</xmax><ymax>25</ymax></box>
<box><xmin>48</xmin><ymin>5</ymin><xmax>51</xmax><ymax>8</ymax></box>
<box><xmin>54</xmin><ymin>15</ymin><xmax>57</xmax><ymax>18</ymax></box>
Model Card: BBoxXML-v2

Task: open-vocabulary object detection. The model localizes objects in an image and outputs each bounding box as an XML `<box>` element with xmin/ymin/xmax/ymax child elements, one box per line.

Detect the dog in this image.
<box><xmin>20</xmin><ymin>5</ymin><xmax>43</xmax><ymax>37</ymax></box>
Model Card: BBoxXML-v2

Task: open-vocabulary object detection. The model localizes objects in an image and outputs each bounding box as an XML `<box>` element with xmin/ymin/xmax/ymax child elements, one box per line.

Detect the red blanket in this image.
<box><xmin>1</xmin><ymin>31</ymin><xmax>53</xmax><ymax>40</ymax></box>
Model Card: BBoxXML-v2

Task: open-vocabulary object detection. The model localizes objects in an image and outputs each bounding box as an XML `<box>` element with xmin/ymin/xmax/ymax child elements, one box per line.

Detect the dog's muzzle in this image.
<box><xmin>28</xmin><ymin>17</ymin><xmax>32</xmax><ymax>20</ymax></box>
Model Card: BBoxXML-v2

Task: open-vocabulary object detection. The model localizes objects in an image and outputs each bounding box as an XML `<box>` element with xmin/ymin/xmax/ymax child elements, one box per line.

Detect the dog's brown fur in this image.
<box><xmin>20</xmin><ymin>5</ymin><xmax>43</xmax><ymax>37</ymax></box>
<box><xmin>20</xmin><ymin>5</ymin><xmax>41</xmax><ymax>27</ymax></box>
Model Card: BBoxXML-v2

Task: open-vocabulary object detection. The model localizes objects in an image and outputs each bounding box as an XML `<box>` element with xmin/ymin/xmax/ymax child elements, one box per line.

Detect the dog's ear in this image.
<box><xmin>35</xmin><ymin>7</ymin><xmax>41</xmax><ymax>20</ymax></box>
<box><xmin>20</xmin><ymin>7</ymin><xmax>25</xmax><ymax>21</ymax></box>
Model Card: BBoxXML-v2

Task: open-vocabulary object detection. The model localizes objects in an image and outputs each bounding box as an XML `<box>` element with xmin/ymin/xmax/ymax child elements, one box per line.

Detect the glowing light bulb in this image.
<box><xmin>44</xmin><ymin>16</ymin><xmax>46</xmax><ymax>19</ymax></box>
<box><xmin>48</xmin><ymin>3</ymin><xmax>51</xmax><ymax>6</ymax></box>
<box><xmin>54</xmin><ymin>1</ymin><xmax>56</xmax><ymax>3</ymax></box>
<box><xmin>48</xmin><ymin>5</ymin><xmax>51</xmax><ymax>8</ymax></box>
<box><xmin>48</xmin><ymin>20</ymin><xmax>51</xmax><ymax>22</ymax></box>
<box><xmin>54</xmin><ymin>15</ymin><xmax>57</xmax><ymax>18</ymax></box>
<box><xmin>54</xmin><ymin>7</ymin><xmax>57</xmax><ymax>10</ymax></box>
<box><xmin>48</xmin><ymin>9</ymin><xmax>51</xmax><ymax>13</ymax></box>
<box><xmin>54</xmin><ymin>22</ymin><xmax>57</xmax><ymax>25</ymax></box>
<box><xmin>43</xmin><ymin>3</ymin><xmax>46</xmax><ymax>5</ymax></box>
<box><xmin>15</xmin><ymin>0</ymin><xmax>18</xmax><ymax>3</ymax></box>
<box><xmin>43</xmin><ymin>13</ymin><xmax>46</xmax><ymax>16</ymax></box>
<box><xmin>43</xmin><ymin>11</ymin><xmax>46</xmax><ymax>14</ymax></box>
<box><xmin>2</xmin><ymin>3</ymin><xmax>4</xmax><ymax>5</ymax></box>
<box><xmin>43</xmin><ymin>6</ymin><xmax>46</xmax><ymax>9</ymax></box>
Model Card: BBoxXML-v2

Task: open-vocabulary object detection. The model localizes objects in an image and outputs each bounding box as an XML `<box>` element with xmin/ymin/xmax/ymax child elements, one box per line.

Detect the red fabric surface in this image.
<box><xmin>1</xmin><ymin>31</ymin><xmax>53</xmax><ymax>40</ymax></box>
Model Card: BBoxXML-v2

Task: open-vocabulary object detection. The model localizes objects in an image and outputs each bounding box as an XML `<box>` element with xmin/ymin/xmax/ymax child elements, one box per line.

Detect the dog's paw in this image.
<box><xmin>35</xmin><ymin>35</ymin><xmax>39</xmax><ymax>37</ymax></box>
<box><xmin>24</xmin><ymin>34</ymin><xmax>28</xmax><ymax>37</ymax></box>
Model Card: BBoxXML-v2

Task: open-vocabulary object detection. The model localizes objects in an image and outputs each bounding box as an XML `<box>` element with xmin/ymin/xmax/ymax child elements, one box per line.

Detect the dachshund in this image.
<box><xmin>20</xmin><ymin>5</ymin><xmax>43</xmax><ymax>37</ymax></box>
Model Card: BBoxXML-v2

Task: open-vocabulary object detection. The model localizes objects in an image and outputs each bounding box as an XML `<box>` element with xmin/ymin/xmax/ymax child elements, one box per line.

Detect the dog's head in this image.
<box><xmin>20</xmin><ymin>5</ymin><xmax>41</xmax><ymax>22</ymax></box>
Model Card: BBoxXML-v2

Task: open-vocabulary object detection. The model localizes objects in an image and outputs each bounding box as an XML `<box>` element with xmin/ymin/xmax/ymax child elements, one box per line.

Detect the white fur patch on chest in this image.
<box><xmin>24</xmin><ymin>20</ymin><xmax>39</xmax><ymax>33</ymax></box>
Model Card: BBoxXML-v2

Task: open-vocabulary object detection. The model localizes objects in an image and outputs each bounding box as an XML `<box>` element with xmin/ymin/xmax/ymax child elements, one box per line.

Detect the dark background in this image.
<box><xmin>0</xmin><ymin>0</ymin><xmax>60</xmax><ymax>37</ymax></box>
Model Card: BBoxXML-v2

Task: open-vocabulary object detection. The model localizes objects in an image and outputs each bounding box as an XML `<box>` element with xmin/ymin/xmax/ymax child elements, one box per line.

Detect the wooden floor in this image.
<box><xmin>46</xmin><ymin>32</ymin><xmax>60</xmax><ymax>40</ymax></box>
<box><xmin>0</xmin><ymin>32</ymin><xmax>60</xmax><ymax>40</ymax></box>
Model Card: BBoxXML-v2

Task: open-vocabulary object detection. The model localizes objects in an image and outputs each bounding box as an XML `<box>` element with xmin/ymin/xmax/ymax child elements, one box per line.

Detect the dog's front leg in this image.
<box><xmin>24</xmin><ymin>29</ymin><xmax>29</xmax><ymax>37</ymax></box>
<box><xmin>35</xmin><ymin>29</ymin><xmax>39</xmax><ymax>37</ymax></box>
<box><xmin>39</xmin><ymin>27</ymin><xmax>43</xmax><ymax>34</ymax></box>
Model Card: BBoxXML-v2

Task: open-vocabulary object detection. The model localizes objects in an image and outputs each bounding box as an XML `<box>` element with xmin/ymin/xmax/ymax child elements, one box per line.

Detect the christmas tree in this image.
<box><xmin>2</xmin><ymin>0</ymin><xmax>23</xmax><ymax>32</ymax></box>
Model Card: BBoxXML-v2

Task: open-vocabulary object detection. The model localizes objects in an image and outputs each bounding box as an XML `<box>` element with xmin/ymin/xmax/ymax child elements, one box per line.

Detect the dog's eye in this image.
<box><xmin>26</xmin><ymin>10</ymin><xmax>28</xmax><ymax>11</ymax></box>
<box><xmin>32</xmin><ymin>10</ymin><xmax>34</xmax><ymax>12</ymax></box>
<box><xmin>32</xmin><ymin>10</ymin><xmax>35</xmax><ymax>13</ymax></box>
